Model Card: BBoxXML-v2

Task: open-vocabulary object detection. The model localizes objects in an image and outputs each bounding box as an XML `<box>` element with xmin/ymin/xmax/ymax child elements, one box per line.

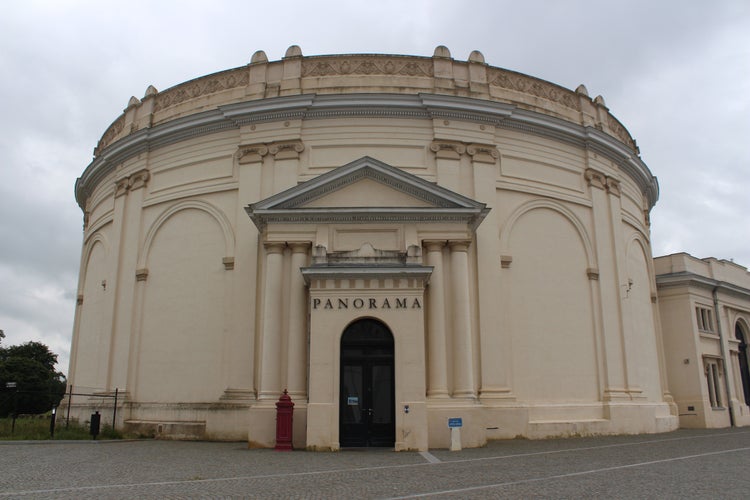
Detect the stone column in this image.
<box><xmin>450</xmin><ymin>240</ymin><xmax>475</xmax><ymax>398</ymax></box>
<box><xmin>258</xmin><ymin>242</ymin><xmax>286</xmax><ymax>400</ymax></box>
<box><xmin>424</xmin><ymin>240</ymin><xmax>449</xmax><ymax>398</ymax></box>
<box><xmin>286</xmin><ymin>242</ymin><xmax>310</xmax><ymax>400</ymax></box>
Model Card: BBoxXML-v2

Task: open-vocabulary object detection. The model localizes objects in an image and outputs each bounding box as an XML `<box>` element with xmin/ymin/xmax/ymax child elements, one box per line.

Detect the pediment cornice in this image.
<box><xmin>245</xmin><ymin>157</ymin><xmax>489</xmax><ymax>231</ymax></box>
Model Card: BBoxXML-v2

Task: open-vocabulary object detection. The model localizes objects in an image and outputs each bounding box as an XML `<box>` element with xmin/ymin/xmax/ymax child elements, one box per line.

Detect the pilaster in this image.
<box><xmin>430</xmin><ymin>140</ymin><xmax>464</xmax><ymax>193</ymax></box>
<box><xmin>424</xmin><ymin>240</ymin><xmax>449</xmax><ymax>398</ymax></box>
<box><xmin>270</xmin><ymin>140</ymin><xmax>304</xmax><ymax>194</ymax></box>
<box><xmin>258</xmin><ymin>241</ymin><xmax>286</xmax><ymax>400</ymax></box>
<box><xmin>109</xmin><ymin>169</ymin><xmax>150</xmax><ymax>392</ymax></box>
<box><xmin>449</xmin><ymin>240</ymin><xmax>475</xmax><ymax>398</ymax></box>
<box><xmin>221</xmin><ymin>145</ymin><xmax>264</xmax><ymax>400</ymax></box>
<box><xmin>585</xmin><ymin>167</ymin><xmax>629</xmax><ymax>399</ymax></box>
<box><xmin>287</xmin><ymin>242</ymin><xmax>311</xmax><ymax>400</ymax></box>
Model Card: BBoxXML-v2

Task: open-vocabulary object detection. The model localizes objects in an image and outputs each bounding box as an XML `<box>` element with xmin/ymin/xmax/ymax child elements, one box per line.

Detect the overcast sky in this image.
<box><xmin>1</xmin><ymin>0</ymin><xmax>748</xmax><ymax>375</ymax></box>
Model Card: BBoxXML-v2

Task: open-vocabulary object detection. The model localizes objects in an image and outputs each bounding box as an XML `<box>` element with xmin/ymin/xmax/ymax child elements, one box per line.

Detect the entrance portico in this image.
<box><xmin>245</xmin><ymin>157</ymin><xmax>488</xmax><ymax>450</ymax></box>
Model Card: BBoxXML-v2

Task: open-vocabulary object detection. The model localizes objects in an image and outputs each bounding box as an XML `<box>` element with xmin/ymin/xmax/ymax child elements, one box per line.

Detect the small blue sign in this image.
<box><xmin>448</xmin><ymin>417</ymin><xmax>463</xmax><ymax>428</ymax></box>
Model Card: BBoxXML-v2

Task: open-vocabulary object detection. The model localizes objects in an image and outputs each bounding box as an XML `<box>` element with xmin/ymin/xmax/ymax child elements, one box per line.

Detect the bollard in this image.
<box><xmin>50</xmin><ymin>406</ymin><xmax>57</xmax><ymax>439</ymax></box>
<box><xmin>275</xmin><ymin>389</ymin><xmax>294</xmax><ymax>451</ymax></box>
<box><xmin>448</xmin><ymin>417</ymin><xmax>462</xmax><ymax>451</ymax></box>
<box><xmin>90</xmin><ymin>411</ymin><xmax>101</xmax><ymax>440</ymax></box>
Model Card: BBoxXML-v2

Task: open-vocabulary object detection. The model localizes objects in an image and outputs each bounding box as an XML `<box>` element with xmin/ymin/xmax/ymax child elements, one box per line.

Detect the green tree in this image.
<box><xmin>0</xmin><ymin>340</ymin><xmax>66</xmax><ymax>417</ymax></box>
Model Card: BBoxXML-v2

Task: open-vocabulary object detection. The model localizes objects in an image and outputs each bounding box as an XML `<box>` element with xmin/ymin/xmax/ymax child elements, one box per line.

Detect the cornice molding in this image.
<box><xmin>301</xmin><ymin>265</ymin><xmax>433</xmax><ymax>284</ymax></box>
<box><xmin>656</xmin><ymin>271</ymin><xmax>750</xmax><ymax>300</ymax></box>
<box><xmin>77</xmin><ymin>93</ymin><xmax>657</xmax><ymax>210</ymax></box>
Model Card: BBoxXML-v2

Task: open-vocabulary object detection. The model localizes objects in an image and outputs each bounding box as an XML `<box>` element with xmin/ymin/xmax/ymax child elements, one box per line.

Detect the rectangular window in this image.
<box><xmin>696</xmin><ymin>306</ymin><xmax>715</xmax><ymax>333</ymax></box>
<box><xmin>704</xmin><ymin>358</ymin><xmax>723</xmax><ymax>408</ymax></box>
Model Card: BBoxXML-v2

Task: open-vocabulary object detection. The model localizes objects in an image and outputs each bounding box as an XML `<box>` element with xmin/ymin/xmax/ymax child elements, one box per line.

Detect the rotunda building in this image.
<box><xmin>68</xmin><ymin>46</ymin><xmax>678</xmax><ymax>449</ymax></box>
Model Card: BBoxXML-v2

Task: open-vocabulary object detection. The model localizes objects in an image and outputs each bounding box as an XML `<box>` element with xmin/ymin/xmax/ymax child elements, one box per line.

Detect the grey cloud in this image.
<box><xmin>0</xmin><ymin>0</ymin><xmax>747</xmax><ymax>375</ymax></box>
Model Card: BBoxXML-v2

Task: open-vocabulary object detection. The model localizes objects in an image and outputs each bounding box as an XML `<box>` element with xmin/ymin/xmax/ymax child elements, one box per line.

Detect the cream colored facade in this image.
<box><xmin>67</xmin><ymin>46</ymin><xmax>680</xmax><ymax>450</ymax></box>
<box><xmin>655</xmin><ymin>253</ymin><xmax>750</xmax><ymax>429</ymax></box>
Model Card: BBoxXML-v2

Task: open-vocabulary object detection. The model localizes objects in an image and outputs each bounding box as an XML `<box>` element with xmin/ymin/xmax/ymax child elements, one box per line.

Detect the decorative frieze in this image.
<box><xmin>152</xmin><ymin>70</ymin><xmax>250</xmax><ymax>113</ymax></box>
<box><xmin>607</xmin><ymin>115</ymin><xmax>636</xmax><ymax>150</ymax></box>
<box><xmin>488</xmin><ymin>68</ymin><xmax>580</xmax><ymax>111</ymax></box>
<box><xmin>301</xmin><ymin>57</ymin><xmax>433</xmax><ymax>78</ymax></box>
<box><xmin>96</xmin><ymin>114</ymin><xmax>125</xmax><ymax>154</ymax></box>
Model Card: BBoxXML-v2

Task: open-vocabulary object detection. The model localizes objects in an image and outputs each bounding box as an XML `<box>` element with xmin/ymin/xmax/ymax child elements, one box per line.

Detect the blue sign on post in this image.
<box><xmin>448</xmin><ymin>417</ymin><xmax>463</xmax><ymax>428</ymax></box>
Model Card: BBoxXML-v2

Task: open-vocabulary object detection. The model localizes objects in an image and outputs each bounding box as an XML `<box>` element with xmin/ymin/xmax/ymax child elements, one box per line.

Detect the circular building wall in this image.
<box><xmin>68</xmin><ymin>46</ymin><xmax>677</xmax><ymax>448</ymax></box>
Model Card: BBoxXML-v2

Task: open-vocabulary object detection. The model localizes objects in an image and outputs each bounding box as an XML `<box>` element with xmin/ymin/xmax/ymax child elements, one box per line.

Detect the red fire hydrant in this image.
<box><xmin>275</xmin><ymin>389</ymin><xmax>294</xmax><ymax>451</ymax></box>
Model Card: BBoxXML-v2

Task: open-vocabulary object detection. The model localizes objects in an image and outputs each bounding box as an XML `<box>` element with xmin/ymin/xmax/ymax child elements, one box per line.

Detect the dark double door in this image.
<box><xmin>339</xmin><ymin>319</ymin><xmax>395</xmax><ymax>447</ymax></box>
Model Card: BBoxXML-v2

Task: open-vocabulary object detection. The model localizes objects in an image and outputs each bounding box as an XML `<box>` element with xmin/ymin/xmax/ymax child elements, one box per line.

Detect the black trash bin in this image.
<box><xmin>90</xmin><ymin>411</ymin><xmax>101</xmax><ymax>440</ymax></box>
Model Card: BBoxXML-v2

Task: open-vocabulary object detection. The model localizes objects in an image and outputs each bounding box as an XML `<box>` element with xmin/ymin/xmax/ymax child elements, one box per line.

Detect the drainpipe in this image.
<box><xmin>713</xmin><ymin>286</ymin><xmax>735</xmax><ymax>426</ymax></box>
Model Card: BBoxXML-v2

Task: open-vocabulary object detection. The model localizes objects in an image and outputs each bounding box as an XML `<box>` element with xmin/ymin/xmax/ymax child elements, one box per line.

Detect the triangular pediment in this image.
<box><xmin>245</xmin><ymin>156</ymin><xmax>488</xmax><ymax>229</ymax></box>
<box><xmin>302</xmin><ymin>177</ymin><xmax>434</xmax><ymax>208</ymax></box>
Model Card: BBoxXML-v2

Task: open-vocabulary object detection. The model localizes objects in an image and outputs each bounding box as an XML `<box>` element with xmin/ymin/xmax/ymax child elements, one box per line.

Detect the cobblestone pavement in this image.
<box><xmin>1</xmin><ymin>428</ymin><xmax>749</xmax><ymax>499</ymax></box>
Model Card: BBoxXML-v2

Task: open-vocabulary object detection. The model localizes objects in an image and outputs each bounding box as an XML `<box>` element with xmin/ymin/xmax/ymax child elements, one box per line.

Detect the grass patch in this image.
<box><xmin>0</xmin><ymin>416</ymin><xmax>124</xmax><ymax>440</ymax></box>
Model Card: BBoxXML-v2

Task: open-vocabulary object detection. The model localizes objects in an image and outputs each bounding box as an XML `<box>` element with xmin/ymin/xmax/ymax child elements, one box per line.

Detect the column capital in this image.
<box><xmin>237</xmin><ymin>143</ymin><xmax>269</xmax><ymax>164</ymax></box>
<box><xmin>114</xmin><ymin>169</ymin><xmax>150</xmax><ymax>197</ymax></box>
<box><xmin>269</xmin><ymin>139</ymin><xmax>304</xmax><ymax>160</ymax></box>
<box><xmin>448</xmin><ymin>239</ymin><xmax>472</xmax><ymax>252</ymax></box>
<box><xmin>466</xmin><ymin>143</ymin><xmax>499</xmax><ymax>164</ymax></box>
<box><xmin>423</xmin><ymin>239</ymin><xmax>447</xmax><ymax>252</ymax></box>
<box><xmin>430</xmin><ymin>140</ymin><xmax>466</xmax><ymax>159</ymax></box>
<box><xmin>263</xmin><ymin>241</ymin><xmax>286</xmax><ymax>253</ymax></box>
<box><xmin>288</xmin><ymin>241</ymin><xmax>312</xmax><ymax>253</ymax></box>
<box><xmin>584</xmin><ymin>168</ymin><xmax>607</xmax><ymax>190</ymax></box>
<box><xmin>606</xmin><ymin>177</ymin><xmax>621</xmax><ymax>197</ymax></box>
<box><xmin>128</xmin><ymin>169</ymin><xmax>150</xmax><ymax>191</ymax></box>
<box><xmin>114</xmin><ymin>177</ymin><xmax>130</xmax><ymax>198</ymax></box>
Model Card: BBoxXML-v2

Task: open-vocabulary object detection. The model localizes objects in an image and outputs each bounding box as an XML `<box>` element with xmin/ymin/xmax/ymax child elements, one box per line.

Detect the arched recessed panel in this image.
<box><xmin>137</xmin><ymin>207</ymin><xmax>226</xmax><ymax>402</ymax></box>
<box><xmin>74</xmin><ymin>239</ymin><xmax>109</xmax><ymax>390</ymax></box>
<box><xmin>506</xmin><ymin>207</ymin><xmax>598</xmax><ymax>402</ymax></box>
<box><xmin>736</xmin><ymin>322</ymin><xmax>750</xmax><ymax>406</ymax></box>
<box><xmin>623</xmin><ymin>237</ymin><xmax>661</xmax><ymax>401</ymax></box>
